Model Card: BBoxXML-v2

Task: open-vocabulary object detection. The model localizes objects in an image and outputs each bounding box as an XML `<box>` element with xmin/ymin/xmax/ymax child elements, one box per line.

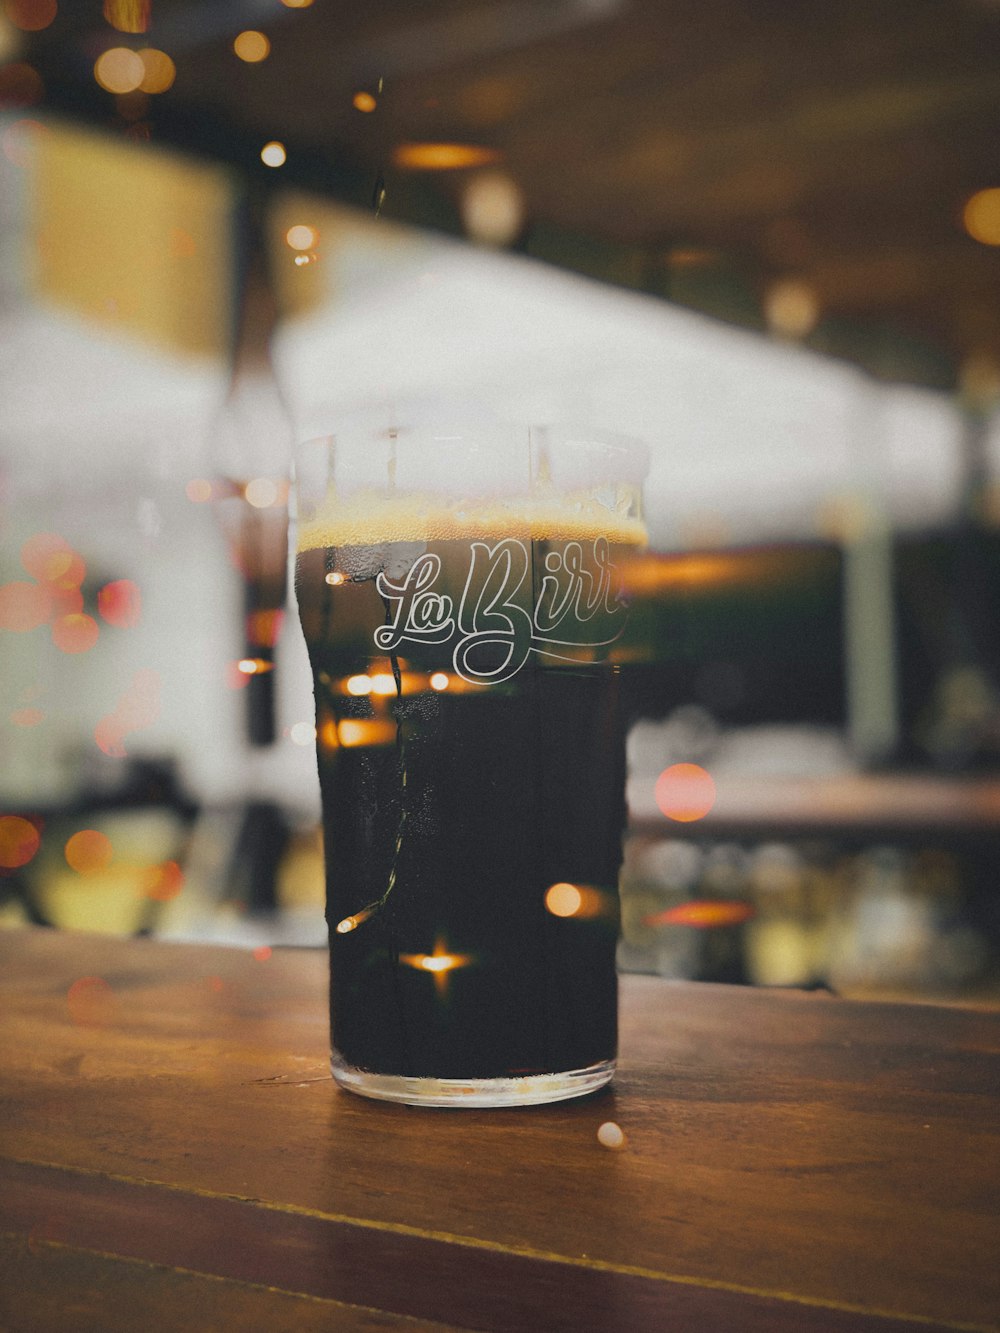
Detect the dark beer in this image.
<box><xmin>295</xmin><ymin>456</ymin><xmax>645</xmax><ymax>1104</ymax></box>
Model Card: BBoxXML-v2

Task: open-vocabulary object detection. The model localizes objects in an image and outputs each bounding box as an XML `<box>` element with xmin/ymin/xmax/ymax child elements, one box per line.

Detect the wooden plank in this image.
<box><xmin>0</xmin><ymin>1159</ymin><xmax>965</xmax><ymax>1332</ymax></box>
<box><xmin>0</xmin><ymin>929</ymin><xmax>998</xmax><ymax>1331</ymax></box>
<box><xmin>0</xmin><ymin>1232</ymin><xmax>460</xmax><ymax>1332</ymax></box>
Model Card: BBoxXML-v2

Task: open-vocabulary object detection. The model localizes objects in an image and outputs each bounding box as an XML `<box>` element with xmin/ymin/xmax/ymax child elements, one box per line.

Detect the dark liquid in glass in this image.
<box><xmin>296</xmin><ymin>536</ymin><xmax>629</xmax><ymax>1082</ymax></box>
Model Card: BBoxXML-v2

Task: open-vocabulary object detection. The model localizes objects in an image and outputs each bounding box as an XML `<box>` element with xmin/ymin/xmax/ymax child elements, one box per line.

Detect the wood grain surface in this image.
<box><xmin>0</xmin><ymin>929</ymin><xmax>997</xmax><ymax>1332</ymax></box>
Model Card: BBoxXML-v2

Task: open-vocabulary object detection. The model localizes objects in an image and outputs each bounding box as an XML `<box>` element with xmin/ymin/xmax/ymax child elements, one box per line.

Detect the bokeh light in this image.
<box><xmin>393</xmin><ymin>142</ymin><xmax>502</xmax><ymax>170</ymax></box>
<box><xmin>98</xmin><ymin>579</ymin><xmax>141</xmax><ymax>628</ymax></box>
<box><xmin>429</xmin><ymin>672</ymin><xmax>449</xmax><ymax>691</ymax></box>
<box><xmin>10</xmin><ymin>707</ymin><xmax>44</xmax><ymax>727</ymax></box>
<box><xmin>353</xmin><ymin>91</ymin><xmax>377</xmax><ymax>112</ymax></box>
<box><xmin>346</xmin><ymin>674</ymin><xmax>372</xmax><ymax>695</ymax></box>
<box><xmin>764</xmin><ymin>278</ymin><xmax>820</xmax><ymax>338</ymax></box>
<box><xmin>963</xmin><ymin>188</ymin><xmax>1000</xmax><ymax>246</ymax></box>
<box><xmin>290</xmin><ymin>721</ymin><xmax>316</xmax><ymax>746</ymax></box>
<box><xmin>65</xmin><ymin>829</ymin><xmax>114</xmax><ymax>874</ymax></box>
<box><xmin>224</xmin><ymin>662</ymin><xmax>252</xmax><ymax>691</ymax></box>
<box><xmin>185</xmin><ymin>478</ymin><xmax>213</xmax><ymax>502</ymax></box>
<box><xmin>103</xmin><ymin>0</ymin><xmax>150</xmax><ymax>33</ymax></box>
<box><xmin>253</xmin><ymin>944</ymin><xmax>272</xmax><ymax>960</ymax></box>
<box><xmin>20</xmin><ymin>532</ymin><xmax>82</xmax><ymax>586</ymax></box>
<box><xmin>51</xmin><ymin>613</ymin><xmax>99</xmax><ymax>654</ymax></box>
<box><xmin>234</xmin><ymin>30</ymin><xmax>270</xmax><ymax>62</ymax></box>
<box><xmin>286</xmin><ymin>223</ymin><xmax>318</xmax><ymax>250</ymax></box>
<box><xmin>370</xmin><ymin>672</ymin><xmax>396</xmax><ymax>696</ymax></box>
<box><xmin>244</xmin><ymin>476</ymin><xmax>279</xmax><ymax>508</ymax></box>
<box><xmin>460</xmin><ymin>170</ymin><xmax>525</xmax><ymax>247</ymax></box>
<box><xmin>655</xmin><ymin>763</ymin><xmax>717</xmax><ymax>823</ymax></box>
<box><xmin>246</xmin><ymin>609</ymin><xmax>283</xmax><ymax>646</ymax></box>
<box><xmin>0</xmin><ymin>63</ymin><xmax>44</xmax><ymax>108</ymax></box>
<box><xmin>142</xmin><ymin>859</ymin><xmax>184</xmax><ymax>901</ymax></box>
<box><xmin>281</xmin><ymin>0</ymin><xmax>314</xmax><ymax>7</ymax></box>
<box><xmin>325</xmin><ymin>571</ymin><xmax>346</xmax><ymax>586</ymax></box>
<box><xmin>0</xmin><ymin>580</ymin><xmax>51</xmax><ymax>631</ymax></box>
<box><xmin>260</xmin><ymin>140</ymin><xmax>286</xmax><ymax>167</ymax></box>
<box><xmin>5</xmin><ymin>0</ymin><xmax>57</xmax><ymax>31</ymax></box>
<box><xmin>543</xmin><ymin>881</ymin><xmax>611</xmax><ymax>919</ymax></box>
<box><xmin>48</xmin><ymin>586</ymin><xmax>84</xmax><ymax>618</ymax></box>
<box><xmin>0</xmin><ymin>814</ymin><xmax>41</xmax><ymax>868</ymax></box>
<box><xmin>138</xmin><ymin>48</ymin><xmax>175</xmax><ymax>94</ymax></box>
<box><xmin>336</xmin><ymin>718</ymin><xmax>395</xmax><ymax>748</ymax></box>
<box><xmin>94</xmin><ymin>47</ymin><xmax>145</xmax><ymax>95</ymax></box>
<box><xmin>66</xmin><ymin>976</ymin><xmax>116</xmax><ymax>1027</ymax></box>
<box><xmin>644</xmin><ymin>900</ymin><xmax>754</xmax><ymax>929</ymax></box>
<box><xmin>545</xmin><ymin>882</ymin><xmax>583</xmax><ymax>917</ymax></box>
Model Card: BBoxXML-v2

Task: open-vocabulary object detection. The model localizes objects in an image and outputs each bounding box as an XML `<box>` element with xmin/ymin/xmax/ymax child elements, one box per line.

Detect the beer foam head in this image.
<box><xmin>295</xmin><ymin>410</ymin><xmax>648</xmax><ymax>551</ymax></box>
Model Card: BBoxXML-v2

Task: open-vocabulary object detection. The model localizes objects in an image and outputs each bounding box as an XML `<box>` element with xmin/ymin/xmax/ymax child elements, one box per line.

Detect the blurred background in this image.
<box><xmin>2</xmin><ymin>0</ymin><xmax>1000</xmax><ymax>1002</ymax></box>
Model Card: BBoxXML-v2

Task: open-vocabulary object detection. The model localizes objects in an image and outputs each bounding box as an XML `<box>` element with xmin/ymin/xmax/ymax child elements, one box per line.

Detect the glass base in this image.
<box><xmin>330</xmin><ymin>1051</ymin><xmax>615</xmax><ymax>1108</ymax></box>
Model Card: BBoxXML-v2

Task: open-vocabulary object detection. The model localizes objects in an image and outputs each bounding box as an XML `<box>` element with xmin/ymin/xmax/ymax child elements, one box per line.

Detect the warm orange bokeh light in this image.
<box><xmin>98</xmin><ymin>579</ymin><xmax>141</xmax><ymax>628</ymax></box>
<box><xmin>51</xmin><ymin>613</ymin><xmax>99</xmax><ymax>654</ymax></box>
<box><xmin>393</xmin><ymin>142</ymin><xmax>502</xmax><ymax>170</ymax></box>
<box><xmin>237</xmin><ymin>657</ymin><xmax>273</xmax><ymax>675</ymax></box>
<box><xmin>65</xmin><ymin>829</ymin><xmax>114</xmax><ymax>875</ymax></box>
<box><xmin>94</xmin><ymin>47</ymin><xmax>145</xmax><ymax>94</ymax></box>
<box><xmin>353</xmin><ymin>91</ymin><xmax>377</xmax><ymax>112</ymax></box>
<box><xmin>138</xmin><ymin>48</ymin><xmax>176</xmax><ymax>94</ymax></box>
<box><xmin>6</xmin><ymin>0</ymin><xmax>57</xmax><ymax>31</ymax></box>
<box><xmin>20</xmin><ymin>532</ymin><xmax>80</xmax><ymax>586</ymax></box>
<box><xmin>644</xmin><ymin>900</ymin><xmax>754</xmax><ymax>929</ymax></box>
<box><xmin>234</xmin><ymin>30</ymin><xmax>270</xmax><ymax>62</ymax></box>
<box><xmin>253</xmin><ymin>944</ymin><xmax>272</xmax><ymax>961</ymax></box>
<box><xmin>286</xmin><ymin>224</ymin><xmax>318</xmax><ymax>251</ymax></box>
<box><xmin>246</xmin><ymin>609</ymin><xmax>284</xmax><ymax>646</ymax></box>
<box><xmin>963</xmin><ymin>188</ymin><xmax>1000</xmax><ymax>247</ymax></box>
<box><xmin>654</xmin><ymin>763</ymin><xmax>717</xmax><ymax>823</ymax></box>
<box><xmin>0</xmin><ymin>814</ymin><xmax>41</xmax><ymax>868</ymax></box>
<box><xmin>0</xmin><ymin>580</ymin><xmax>51</xmax><ymax>631</ymax></box>
<box><xmin>143</xmin><ymin>860</ymin><xmax>184</xmax><ymax>901</ymax></box>
<box><xmin>545</xmin><ymin>882</ymin><xmax>583</xmax><ymax>917</ymax></box>
<box><xmin>103</xmin><ymin>0</ymin><xmax>150</xmax><ymax>33</ymax></box>
<box><xmin>336</xmin><ymin>719</ymin><xmax>396</xmax><ymax>748</ymax></box>
<box><xmin>400</xmin><ymin>939</ymin><xmax>472</xmax><ymax>993</ymax></box>
<box><xmin>544</xmin><ymin>881</ymin><xmax>612</xmax><ymax>920</ymax></box>
<box><xmin>260</xmin><ymin>140</ymin><xmax>286</xmax><ymax>167</ymax></box>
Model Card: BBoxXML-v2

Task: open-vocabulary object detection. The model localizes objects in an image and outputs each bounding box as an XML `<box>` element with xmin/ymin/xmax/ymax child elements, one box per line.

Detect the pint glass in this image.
<box><xmin>294</xmin><ymin>408</ymin><xmax>646</xmax><ymax>1106</ymax></box>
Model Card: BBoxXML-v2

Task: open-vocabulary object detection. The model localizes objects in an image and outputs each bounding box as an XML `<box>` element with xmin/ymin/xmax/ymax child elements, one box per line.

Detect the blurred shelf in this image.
<box><xmin>628</xmin><ymin>771</ymin><xmax>1000</xmax><ymax>840</ymax></box>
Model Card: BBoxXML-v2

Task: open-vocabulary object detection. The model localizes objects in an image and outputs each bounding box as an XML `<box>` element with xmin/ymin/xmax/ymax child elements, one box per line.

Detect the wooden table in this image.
<box><xmin>1</xmin><ymin>929</ymin><xmax>997</xmax><ymax>1332</ymax></box>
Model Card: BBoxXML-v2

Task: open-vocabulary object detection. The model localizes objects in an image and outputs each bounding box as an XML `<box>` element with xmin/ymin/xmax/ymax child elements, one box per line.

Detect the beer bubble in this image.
<box><xmin>597</xmin><ymin>1121</ymin><xmax>626</xmax><ymax>1150</ymax></box>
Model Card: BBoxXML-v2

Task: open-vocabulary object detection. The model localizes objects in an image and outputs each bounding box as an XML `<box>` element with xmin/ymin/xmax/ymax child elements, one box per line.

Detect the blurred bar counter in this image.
<box><xmin>628</xmin><ymin>771</ymin><xmax>1000</xmax><ymax>838</ymax></box>
<box><xmin>1</xmin><ymin>929</ymin><xmax>998</xmax><ymax>1331</ymax></box>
